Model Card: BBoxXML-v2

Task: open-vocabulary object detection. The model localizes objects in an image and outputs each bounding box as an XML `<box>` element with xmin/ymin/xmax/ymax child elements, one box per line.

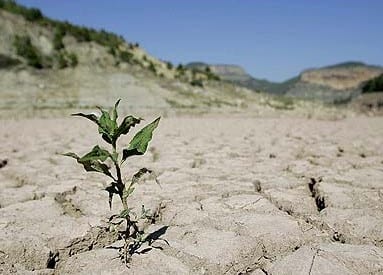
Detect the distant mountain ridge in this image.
<box><xmin>186</xmin><ymin>62</ymin><xmax>284</xmax><ymax>94</ymax></box>
<box><xmin>187</xmin><ymin>61</ymin><xmax>383</xmax><ymax>103</ymax></box>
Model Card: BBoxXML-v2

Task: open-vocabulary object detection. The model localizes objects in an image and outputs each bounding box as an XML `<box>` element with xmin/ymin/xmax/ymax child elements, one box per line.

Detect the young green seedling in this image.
<box><xmin>63</xmin><ymin>99</ymin><xmax>160</xmax><ymax>264</ymax></box>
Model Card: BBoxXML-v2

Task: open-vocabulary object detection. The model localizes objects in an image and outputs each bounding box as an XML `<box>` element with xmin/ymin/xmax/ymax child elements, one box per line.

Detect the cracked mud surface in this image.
<box><xmin>1</xmin><ymin>116</ymin><xmax>383</xmax><ymax>274</ymax></box>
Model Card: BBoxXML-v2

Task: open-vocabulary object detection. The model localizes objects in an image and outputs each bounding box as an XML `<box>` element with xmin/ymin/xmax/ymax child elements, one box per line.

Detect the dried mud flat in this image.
<box><xmin>0</xmin><ymin>116</ymin><xmax>383</xmax><ymax>274</ymax></box>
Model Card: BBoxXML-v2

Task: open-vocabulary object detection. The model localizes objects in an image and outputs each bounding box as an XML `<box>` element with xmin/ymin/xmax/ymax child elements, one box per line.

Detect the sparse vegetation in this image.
<box><xmin>190</xmin><ymin>79</ymin><xmax>204</xmax><ymax>87</ymax></box>
<box><xmin>13</xmin><ymin>32</ymin><xmax>78</xmax><ymax>69</ymax></box>
<box><xmin>266</xmin><ymin>96</ymin><xmax>295</xmax><ymax>110</ymax></box>
<box><xmin>64</xmin><ymin>100</ymin><xmax>162</xmax><ymax>264</ymax></box>
<box><xmin>55</xmin><ymin>51</ymin><xmax>78</xmax><ymax>69</ymax></box>
<box><xmin>205</xmin><ymin>67</ymin><xmax>220</xmax><ymax>81</ymax></box>
<box><xmin>0</xmin><ymin>53</ymin><xmax>20</xmax><ymax>69</ymax></box>
<box><xmin>68</xmin><ymin>52</ymin><xmax>78</xmax><ymax>67</ymax></box>
<box><xmin>53</xmin><ymin>26</ymin><xmax>65</xmax><ymax>50</ymax></box>
<box><xmin>119</xmin><ymin>50</ymin><xmax>134</xmax><ymax>64</ymax></box>
<box><xmin>362</xmin><ymin>74</ymin><xmax>383</xmax><ymax>93</ymax></box>
<box><xmin>175</xmin><ymin>64</ymin><xmax>186</xmax><ymax>79</ymax></box>
<box><xmin>166</xmin><ymin>61</ymin><xmax>173</xmax><ymax>70</ymax></box>
<box><xmin>148</xmin><ymin>61</ymin><xmax>157</xmax><ymax>74</ymax></box>
<box><xmin>0</xmin><ymin>0</ymin><xmax>124</xmax><ymax>49</ymax></box>
<box><xmin>108</xmin><ymin>46</ymin><xmax>117</xmax><ymax>57</ymax></box>
<box><xmin>13</xmin><ymin>35</ymin><xmax>43</xmax><ymax>69</ymax></box>
<box><xmin>0</xmin><ymin>0</ymin><xmax>43</xmax><ymax>22</ymax></box>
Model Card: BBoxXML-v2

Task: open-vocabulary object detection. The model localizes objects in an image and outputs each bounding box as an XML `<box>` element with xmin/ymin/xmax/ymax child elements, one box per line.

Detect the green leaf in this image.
<box><xmin>64</xmin><ymin>146</ymin><xmax>113</xmax><ymax>177</ymax></box>
<box><xmin>71</xmin><ymin>113</ymin><xmax>99</xmax><ymax>125</ymax></box>
<box><xmin>79</xmin><ymin>159</ymin><xmax>112</xmax><ymax>177</ymax></box>
<box><xmin>111</xmin><ymin>99</ymin><xmax>121</xmax><ymax>122</ymax></box>
<box><xmin>115</xmin><ymin>115</ymin><xmax>141</xmax><ymax>139</ymax></box>
<box><xmin>66</xmin><ymin>146</ymin><xmax>113</xmax><ymax>177</ymax></box>
<box><xmin>79</xmin><ymin>145</ymin><xmax>111</xmax><ymax>162</ymax></box>
<box><xmin>98</xmin><ymin>108</ymin><xmax>117</xmax><ymax>144</ymax></box>
<box><xmin>62</xmin><ymin>152</ymin><xmax>80</xmax><ymax>160</ymax></box>
<box><xmin>122</xmin><ymin>117</ymin><xmax>160</xmax><ymax>161</ymax></box>
<box><xmin>131</xmin><ymin>168</ymin><xmax>153</xmax><ymax>185</ymax></box>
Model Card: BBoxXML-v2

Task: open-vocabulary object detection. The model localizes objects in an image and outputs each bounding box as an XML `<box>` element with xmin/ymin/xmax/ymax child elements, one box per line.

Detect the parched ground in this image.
<box><xmin>0</xmin><ymin>116</ymin><xmax>383</xmax><ymax>274</ymax></box>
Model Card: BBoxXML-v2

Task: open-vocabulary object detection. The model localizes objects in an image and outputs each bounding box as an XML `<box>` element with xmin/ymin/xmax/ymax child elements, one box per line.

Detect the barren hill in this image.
<box><xmin>0</xmin><ymin>2</ymin><xmax>263</xmax><ymax>117</ymax></box>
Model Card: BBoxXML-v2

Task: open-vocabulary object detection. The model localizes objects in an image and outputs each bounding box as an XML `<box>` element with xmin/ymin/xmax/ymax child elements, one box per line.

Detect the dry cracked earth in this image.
<box><xmin>0</xmin><ymin>116</ymin><xmax>383</xmax><ymax>274</ymax></box>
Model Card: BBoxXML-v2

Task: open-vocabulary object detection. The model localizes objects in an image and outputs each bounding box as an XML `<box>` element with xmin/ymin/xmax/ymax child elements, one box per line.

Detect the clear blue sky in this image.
<box><xmin>17</xmin><ymin>0</ymin><xmax>383</xmax><ymax>82</ymax></box>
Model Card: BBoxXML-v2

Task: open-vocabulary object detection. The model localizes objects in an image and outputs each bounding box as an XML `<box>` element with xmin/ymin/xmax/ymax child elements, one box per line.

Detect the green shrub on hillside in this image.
<box><xmin>57</xmin><ymin>52</ymin><xmax>67</xmax><ymax>69</ymax></box>
<box><xmin>68</xmin><ymin>52</ymin><xmax>78</xmax><ymax>67</ymax></box>
<box><xmin>119</xmin><ymin>50</ymin><xmax>134</xmax><ymax>63</ymax></box>
<box><xmin>108</xmin><ymin>47</ymin><xmax>117</xmax><ymax>57</ymax></box>
<box><xmin>53</xmin><ymin>26</ymin><xmax>65</xmax><ymax>50</ymax></box>
<box><xmin>206</xmin><ymin>72</ymin><xmax>220</xmax><ymax>81</ymax></box>
<box><xmin>24</xmin><ymin>7</ymin><xmax>43</xmax><ymax>21</ymax></box>
<box><xmin>0</xmin><ymin>53</ymin><xmax>20</xmax><ymax>68</ymax></box>
<box><xmin>175</xmin><ymin>64</ymin><xmax>186</xmax><ymax>78</ymax></box>
<box><xmin>0</xmin><ymin>0</ymin><xmax>43</xmax><ymax>21</ymax></box>
<box><xmin>0</xmin><ymin>1</ymin><xmax>124</xmax><ymax>48</ymax></box>
<box><xmin>166</xmin><ymin>61</ymin><xmax>173</xmax><ymax>70</ymax></box>
<box><xmin>13</xmin><ymin>35</ymin><xmax>43</xmax><ymax>68</ymax></box>
<box><xmin>362</xmin><ymin>74</ymin><xmax>383</xmax><ymax>93</ymax></box>
<box><xmin>56</xmin><ymin>51</ymin><xmax>78</xmax><ymax>69</ymax></box>
<box><xmin>204</xmin><ymin>67</ymin><xmax>220</xmax><ymax>81</ymax></box>
<box><xmin>148</xmin><ymin>62</ymin><xmax>157</xmax><ymax>74</ymax></box>
<box><xmin>191</xmin><ymin>66</ymin><xmax>220</xmax><ymax>81</ymax></box>
<box><xmin>190</xmin><ymin>79</ymin><xmax>204</xmax><ymax>87</ymax></box>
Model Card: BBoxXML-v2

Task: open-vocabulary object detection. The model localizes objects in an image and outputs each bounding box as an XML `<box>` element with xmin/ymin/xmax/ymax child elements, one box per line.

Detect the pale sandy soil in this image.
<box><xmin>0</xmin><ymin>116</ymin><xmax>383</xmax><ymax>274</ymax></box>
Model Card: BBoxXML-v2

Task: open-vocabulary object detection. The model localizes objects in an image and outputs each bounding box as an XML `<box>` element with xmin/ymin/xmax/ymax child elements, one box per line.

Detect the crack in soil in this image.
<box><xmin>308</xmin><ymin>248</ymin><xmax>319</xmax><ymax>275</ymax></box>
<box><xmin>54</xmin><ymin>186</ymin><xmax>83</xmax><ymax>218</ymax></box>
<box><xmin>308</xmin><ymin>177</ymin><xmax>326</xmax><ymax>212</ymax></box>
<box><xmin>259</xmin><ymin>187</ymin><xmax>326</xmax><ymax>237</ymax></box>
<box><xmin>54</xmin><ymin>225</ymin><xmax>119</xmax><ymax>270</ymax></box>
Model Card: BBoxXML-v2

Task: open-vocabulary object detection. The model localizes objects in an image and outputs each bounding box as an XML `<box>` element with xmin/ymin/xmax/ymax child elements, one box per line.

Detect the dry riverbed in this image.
<box><xmin>1</xmin><ymin>116</ymin><xmax>383</xmax><ymax>274</ymax></box>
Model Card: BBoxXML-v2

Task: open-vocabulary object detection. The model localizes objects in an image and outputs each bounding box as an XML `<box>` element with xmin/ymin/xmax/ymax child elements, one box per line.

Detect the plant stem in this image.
<box><xmin>111</xmin><ymin>143</ymin><xmax>132</xmax><ymax>263</ymax></box>
<box><xmin>112</xmin><ymin>148</ymin><xmax>128</xmax><ymax>209</ymax></box>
